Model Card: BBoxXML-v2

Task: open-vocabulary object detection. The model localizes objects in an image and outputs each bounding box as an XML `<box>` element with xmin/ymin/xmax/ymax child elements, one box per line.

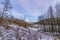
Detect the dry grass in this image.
<box><xmin>0</xmin><ymin>17</ymin><xmax>32</xmax><ymax>28</ymax></box>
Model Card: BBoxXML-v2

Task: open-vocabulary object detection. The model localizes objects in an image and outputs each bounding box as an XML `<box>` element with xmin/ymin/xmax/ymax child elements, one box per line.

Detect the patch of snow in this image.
<box><xmin>28</xmin><ymin>27</ymin><xmax>38</xmax><ymax>31</ymax></box>
<box><xmin>0</xmin><ymin>24</ymin><xmax>59</xmax><ymax>40</ymax></box>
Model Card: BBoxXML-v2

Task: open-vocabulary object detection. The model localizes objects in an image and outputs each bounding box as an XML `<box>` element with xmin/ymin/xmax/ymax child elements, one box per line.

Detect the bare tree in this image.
<box><xmin>47</xmin><ymin>6</ymin><xmax>54</xmax><ymax>33</ymax></box>
<box><xmin>55</xmin><ymin>3</ymin><xmax>60</xmax><ymax>34</ymax></box>
<box><xmin>55</xmin><ymin>3</ymin><xmax>60</xmax><ymax>18</ymax></box>
<box><xmin>0</xmin><ymin>0</ymin><xmax>12</xmax><ymax>24</ymax></box>
<box><xmin>47</xmin><ymin>6</ymin><xmax>54</xmax><ymax>18</ymax></box>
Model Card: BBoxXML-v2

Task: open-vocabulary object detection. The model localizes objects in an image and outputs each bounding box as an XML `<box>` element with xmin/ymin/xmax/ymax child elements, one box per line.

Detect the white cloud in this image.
<box><xmin>11</xmin><ymin>10</ymin><xmax>24</xmax><ymax>19</ymax></box>
<box><xmin>51</xmin><ymin>0</ymin><xmax>60</xmax><ymax>7</ymax></box>
<box><xmin>13</xmin><ymin>0</ymin><xmax>53</xmax><ymax>16</ymax></box>
<box><xmin>10</xmin><ymin>0</ymin><xmax>60</xmax><ymax>22</ymax></box>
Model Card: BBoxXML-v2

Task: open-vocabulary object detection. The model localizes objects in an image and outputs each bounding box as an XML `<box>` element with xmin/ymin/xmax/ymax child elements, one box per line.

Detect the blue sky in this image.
<box><xmin>0</xmin><ymin>0</ymin><xmax>60</xmax><ymax>22</ymax></box>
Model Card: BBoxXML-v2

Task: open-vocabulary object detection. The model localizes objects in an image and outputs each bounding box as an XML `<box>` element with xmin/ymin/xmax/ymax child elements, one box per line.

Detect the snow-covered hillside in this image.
<box><xmin>0</xmin><ymin>24</ymin><xmax>59</xmax><ymax>40</ymax></box>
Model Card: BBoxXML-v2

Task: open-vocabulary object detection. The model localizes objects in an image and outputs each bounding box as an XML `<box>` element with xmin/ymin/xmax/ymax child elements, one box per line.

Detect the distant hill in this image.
<box><xmin>10</xmin><ymin>19</ymin><xmax>32</xmax><ymax>27</ymax></box>
<box><xmin>36</xmin><ymin>18</ymin><xmax>60</xmax><ymax>25</ymax></box>
<box><xmin>0</xmin><ymin>17</ymin><xmax>32</xmax><ymax>28</ymax></box>
<box><xmin>38</xmin><ymin>14</ymin><xmax>48</xmax><ymax>21</ymax></box>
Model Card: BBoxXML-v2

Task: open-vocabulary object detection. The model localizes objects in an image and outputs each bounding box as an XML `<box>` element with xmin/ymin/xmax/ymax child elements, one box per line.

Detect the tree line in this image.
<box><xmin>38</xmin><ymin>3</ymin><xmax>60</xmax><ymax>35</ymax></box>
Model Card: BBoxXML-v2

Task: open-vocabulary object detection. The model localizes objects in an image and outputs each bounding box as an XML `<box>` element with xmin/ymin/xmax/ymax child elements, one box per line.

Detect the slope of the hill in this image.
<box><xmin>36</xmin><ymin>18</ymin><xmax>60</xmax><ymax>25</ymax></box>
<box><xmin>0</xmin><ymin>17</ymin><xmax>32</xmax><ymax>28</ymax></box>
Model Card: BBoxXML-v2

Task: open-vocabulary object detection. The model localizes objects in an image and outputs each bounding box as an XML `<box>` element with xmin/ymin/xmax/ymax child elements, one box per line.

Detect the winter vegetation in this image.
<box><xmin>37</xmin><ymin>3</ymin><xmax>60</xmax><ymax>35</ymax></box>
<box><xmin>0</xmin><ymin>0</ymin><xmax>60</xmax><ymax>40</ymax></box>
<box><xmin>0</xmin><ymin>0</ymin><xmax>32</xmax><ymax>28</ymax></box>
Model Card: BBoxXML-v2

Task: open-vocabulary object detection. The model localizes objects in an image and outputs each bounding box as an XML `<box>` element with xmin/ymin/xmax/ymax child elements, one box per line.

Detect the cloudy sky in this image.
<box><xmin>0</xmin><ymin>0</ymin><xmax>60</xmax><ymax>22</ymax></box>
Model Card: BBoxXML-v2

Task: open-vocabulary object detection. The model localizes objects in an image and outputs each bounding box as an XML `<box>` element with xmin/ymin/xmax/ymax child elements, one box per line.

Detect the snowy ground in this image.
<box><xmin>0</xmin><ymin>24</ymin><xmax>59</xmax><ymax>40</ymax></box>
